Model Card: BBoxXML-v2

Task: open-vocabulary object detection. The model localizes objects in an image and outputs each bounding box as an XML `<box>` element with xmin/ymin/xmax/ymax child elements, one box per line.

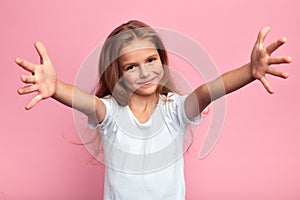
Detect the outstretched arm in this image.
<box><xmin>185</xmin><ymin>26</ymin><xmax>292</xmax><ymax>120</ymax></box>
<box><xmin>16</xmin><ymin>42</ymin><xmax>106</xmax><ymax>122</ymax></box>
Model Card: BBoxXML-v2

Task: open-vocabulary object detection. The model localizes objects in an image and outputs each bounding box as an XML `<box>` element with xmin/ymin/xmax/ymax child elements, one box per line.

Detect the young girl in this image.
<box><xmin>16</xmin><ymin>20</ymin><xmax>291</xmax><ymax>200</ymax></box>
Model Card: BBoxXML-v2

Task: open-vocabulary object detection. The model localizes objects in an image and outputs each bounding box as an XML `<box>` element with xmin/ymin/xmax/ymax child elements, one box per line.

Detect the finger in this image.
<box><xmin>256</xmin><ymin>26</ymin><xmax>271</xmax><ymax>47</ymax></box>
<box><xmin>26</xmin><ymin>94</ymin><xmax>43</xmax><ymax>110</ymax></box>
<box><xmin>267</xmin><ymin>67</ymin><xmax>289</xmax><ymax>79</ymax></box>
<box><xmin>17</xmin><ymin>84</ymin><xmax>38</xmax><ymax>95</ymax></box>
<box><xmin>15</xmin><ymin>58</ymin><xmax>36</xmax><ymax>73</ymax></box>
<box><xmin>266</xmin><ymin>37</ymin><xmax>286</xmax><ymax>55</ymax></box>
<box><xmin>268</xmin><ymin>56</ymin><xmax>292</xmax><ymax>65</ymax></box>
<box><xmin>20</xmin><ymin>75</ymin><xmax>35</xmax><ymax>84</ymax></box>
<box><xmin>34</xmin><ymin>42</ymin><xmax>50</xmax><ymax>64</ymax></box>
<box><xmin>260</xmin><ymin>76</ymin><xmax>274</xmax><ymax>94</ymax></box>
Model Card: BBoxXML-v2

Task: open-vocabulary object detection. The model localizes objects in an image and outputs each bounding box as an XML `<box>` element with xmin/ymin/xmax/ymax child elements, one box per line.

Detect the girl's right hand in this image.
<box><xmin>16</xmin><ymin>42</ymin><xmax>57</xmax><ymax>110</ymax></box>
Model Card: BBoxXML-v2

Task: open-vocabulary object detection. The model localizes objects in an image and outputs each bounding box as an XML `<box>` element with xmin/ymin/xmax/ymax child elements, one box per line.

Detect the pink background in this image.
<box><xmin>1</xmin><ymin>0</ymin><xmax>299</xmax><ymax>199</ymax></box>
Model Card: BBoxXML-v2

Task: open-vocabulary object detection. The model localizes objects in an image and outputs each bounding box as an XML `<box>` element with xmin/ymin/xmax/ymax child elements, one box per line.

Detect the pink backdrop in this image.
<box><xmin>1</xmin><ymin>0</ymin><xmax>299</xmax><ymax>199</ymax></box>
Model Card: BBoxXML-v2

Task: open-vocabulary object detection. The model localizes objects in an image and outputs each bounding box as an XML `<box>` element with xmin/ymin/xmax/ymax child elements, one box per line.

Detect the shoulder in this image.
<box><xmin>98</xmin><ymin>95</ymin><xmax>124</xmax><ymax>122</ymax></box>
<box><xmin>159</xmin><ymin>92</ymin><xmax>186</xmax><ymax>102</ymax></box>
<box><xmin>159</xmin><ymin>92</ymin><xmax>200</xmax><ymax>125</ymax></box>
<box><xmin>158</xmin><ymin>92</ymin><xmax>186</xmax><ymax>117</ymax></box>
<box><xmin>100</xmin><ymin>95</ymin><xmax>121</xmax><ymax>109</ymax></box>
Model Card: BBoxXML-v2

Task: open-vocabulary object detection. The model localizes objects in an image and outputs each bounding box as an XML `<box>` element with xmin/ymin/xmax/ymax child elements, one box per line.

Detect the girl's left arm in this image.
<box><xmin>185</xmin><ymin>26</ymin><xmax>292</xmax><ymax>120</ymax></box>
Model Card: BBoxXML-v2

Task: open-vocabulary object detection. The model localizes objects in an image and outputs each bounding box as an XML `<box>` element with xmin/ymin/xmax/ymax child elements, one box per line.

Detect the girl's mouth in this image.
<box><xmin>138</xmin><ymin>77</ymin><xmax>156</xmax><ymax>86</ymax></box>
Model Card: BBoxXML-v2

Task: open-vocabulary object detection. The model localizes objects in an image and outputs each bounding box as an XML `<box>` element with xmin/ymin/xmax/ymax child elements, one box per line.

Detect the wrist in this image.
<box><xmin>248</xmin><ymin>62</ymin><xmax>257</xmax><ymax>82</ymax></box>
<box><xmin>52</xmin><ymin>80</ymin><xmax>60</xmax><ymax>98</ymax></box>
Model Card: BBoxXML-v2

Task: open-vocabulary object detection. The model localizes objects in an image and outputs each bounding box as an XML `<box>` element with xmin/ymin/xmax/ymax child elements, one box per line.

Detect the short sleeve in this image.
<box><xmin>162</xmin><ymin>93</ymin><xmax>201</xmax><ymax>127</ymax></box>
<box><xmin>87</xmin><ymin>96</ymin><xmax>114</xmax><ymax>129</ymax></box>
<box><xmin>179</xmin><ymin>94</ymin><xmax>201</xmax><ymax>125</ymax></box>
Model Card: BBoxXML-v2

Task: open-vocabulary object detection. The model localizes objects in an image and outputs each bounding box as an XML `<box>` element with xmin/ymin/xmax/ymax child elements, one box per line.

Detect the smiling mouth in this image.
<box><xmin>137</xmin><ymin>77</ymin><xmax>156</xmax><ymax>86</ymax></box>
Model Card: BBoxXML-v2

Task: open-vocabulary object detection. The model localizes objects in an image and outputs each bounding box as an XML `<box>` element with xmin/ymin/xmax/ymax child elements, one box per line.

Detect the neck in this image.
<box><xmin>128</xmin><ymin>92</ymin><xmax>159</xmax><ymax>112</ymax></box>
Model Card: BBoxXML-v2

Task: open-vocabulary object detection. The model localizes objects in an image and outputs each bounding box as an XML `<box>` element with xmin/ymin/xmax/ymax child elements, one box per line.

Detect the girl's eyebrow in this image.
<box><xmin>121</xmin><ymin>53</ymin><xmax>159</xmax><ymax>67</ymax></box>
<box><xmin>145</xmin><ymin>53</ymin><xmax>159</xmax><ymax>61</ymax></box>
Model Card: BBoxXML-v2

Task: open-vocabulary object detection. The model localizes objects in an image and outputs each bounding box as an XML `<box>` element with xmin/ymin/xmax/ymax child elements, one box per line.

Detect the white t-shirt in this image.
<box><xmin>89</xmin><ymin>93</ymin><xmax>200</xmax><ymax>200</ymax></box>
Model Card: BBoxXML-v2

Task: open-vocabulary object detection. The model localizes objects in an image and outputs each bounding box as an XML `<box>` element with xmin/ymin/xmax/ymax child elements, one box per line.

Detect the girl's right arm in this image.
<box><xmin>16</xmin><ymin>42</ymin><xmax>106</xmax><ymax>123</ymax></box>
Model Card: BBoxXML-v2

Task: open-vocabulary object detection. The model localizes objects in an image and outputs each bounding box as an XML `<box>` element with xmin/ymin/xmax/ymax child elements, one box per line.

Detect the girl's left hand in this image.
<box><xmin>250</xmin><ymin>26</ymin><xmax>292</xmax><ymax>94</ymax></box>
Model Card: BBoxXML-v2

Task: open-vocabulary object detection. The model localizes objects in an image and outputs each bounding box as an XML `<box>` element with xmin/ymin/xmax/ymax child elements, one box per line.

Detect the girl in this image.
<box><xmin>16</xmin><ymin>20</ymin><xmax>291</xmax><ymax>200</ymax></box>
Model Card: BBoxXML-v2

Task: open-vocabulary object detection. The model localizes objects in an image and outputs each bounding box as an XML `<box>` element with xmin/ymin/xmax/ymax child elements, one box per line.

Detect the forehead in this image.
<box><xmin>120</xmin><ymin>39</ymin><xmax>157</xmax><ymax>55</ymax></box>
<box><xmin>119</xmin><ymin>40</ymin><xmax>158</xmax><ymax>62</ymax></box>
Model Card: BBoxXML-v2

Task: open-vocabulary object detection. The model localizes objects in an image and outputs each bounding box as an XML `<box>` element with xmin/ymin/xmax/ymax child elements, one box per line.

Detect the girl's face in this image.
<box><xmin>119</xmin><ymin>39</ymin><xmax>164</xmax><ymax>97</ymax></box>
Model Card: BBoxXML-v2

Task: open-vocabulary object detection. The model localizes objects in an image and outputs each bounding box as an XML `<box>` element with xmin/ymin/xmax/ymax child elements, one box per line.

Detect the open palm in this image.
<box><xmin>251</xmin><ymin>26</ymin><xmax>292</xmax><ymax>93</ymax></box>
<box><xmin>16</xmin><ymin>42</ymin><xmax>57</xmax><ymax>110</ymax></box>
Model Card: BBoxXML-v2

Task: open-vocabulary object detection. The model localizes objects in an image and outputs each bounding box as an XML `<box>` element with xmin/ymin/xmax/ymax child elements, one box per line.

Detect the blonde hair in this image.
<box><xmin>95</xmin><ymin>20</ymin><xmax>177</xmax><ymax>105</ymax></box>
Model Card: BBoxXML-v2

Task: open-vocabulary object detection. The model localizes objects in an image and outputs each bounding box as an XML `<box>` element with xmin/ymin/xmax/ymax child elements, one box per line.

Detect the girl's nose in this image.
<box><xmin>139</xmin><ymin>65</ymin><xmax>150</xmax><ymax>78</ymax></box>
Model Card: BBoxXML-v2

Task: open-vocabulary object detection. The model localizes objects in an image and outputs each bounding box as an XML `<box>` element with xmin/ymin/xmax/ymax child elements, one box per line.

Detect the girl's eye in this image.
<box><xmin>125</xmin><ymin>65</ymin><xmax>137</xmax><ymax>71</ymax></box>
<box><xmin>147</xmin><ymin>57</ymin><xmax>156</xmax><ymax>63</ymax></box>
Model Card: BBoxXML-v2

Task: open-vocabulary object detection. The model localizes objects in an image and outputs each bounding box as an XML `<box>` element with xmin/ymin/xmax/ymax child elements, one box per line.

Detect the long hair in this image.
<box><xmin>95</xmin><ymin>20</ymin><xmax>177</xmax><ymax>105</ymax></box>
<box><xmin>85</xmin><ymin>20</ymin><xmax>178</xmax><ymax>164</ymax></box>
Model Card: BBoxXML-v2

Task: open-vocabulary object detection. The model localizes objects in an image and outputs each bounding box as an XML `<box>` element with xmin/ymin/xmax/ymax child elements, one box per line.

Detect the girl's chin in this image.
<box><xmin>132</xmin><ymin>84</ymin><xmax>159</xmax><ymax>96</ymax></box>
